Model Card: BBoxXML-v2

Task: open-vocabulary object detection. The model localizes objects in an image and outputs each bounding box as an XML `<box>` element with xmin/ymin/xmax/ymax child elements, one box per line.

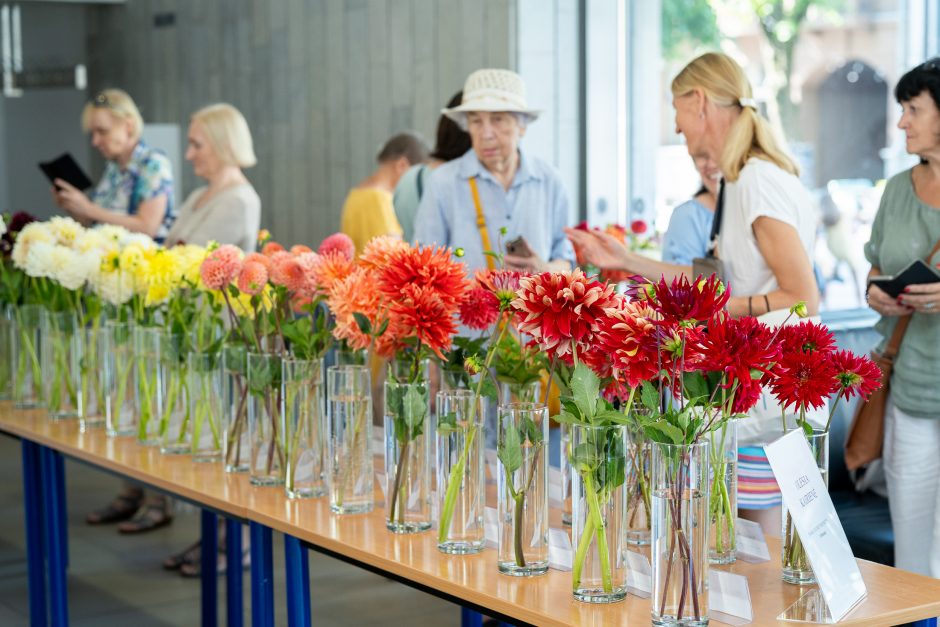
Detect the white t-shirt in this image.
<box><xmin>717</xmin><ymin>158</ymin><xmax>817</xmax><ymax>298</ymax></box>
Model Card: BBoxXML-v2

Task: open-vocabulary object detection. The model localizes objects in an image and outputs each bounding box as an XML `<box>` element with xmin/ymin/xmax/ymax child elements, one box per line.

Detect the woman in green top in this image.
<box><xmin>864</xmin><ymin>59</ymin><xmax>940</xmax><ymax>577</ymax></box>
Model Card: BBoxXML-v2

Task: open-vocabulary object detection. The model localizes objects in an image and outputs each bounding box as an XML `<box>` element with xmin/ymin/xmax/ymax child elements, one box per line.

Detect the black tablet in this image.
<box><xmin>39</xmin><ymin>153</ymin><xmax>93</xmax><ymax>191</ymax></box>
<box><xmin>868</xmin><ymin>259</ymin><xmax>940</xmax><ymax>298</ymax></box>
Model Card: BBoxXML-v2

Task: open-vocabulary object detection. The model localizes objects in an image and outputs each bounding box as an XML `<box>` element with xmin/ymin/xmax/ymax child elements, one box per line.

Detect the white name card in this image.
<box><xmin>708</xmin><ymin>569</ymin><xmax>753</xmax><ymax>625</ymax></box>
<box><xmin>548</xmin><ymin>528</ymin><xmax>572</xmax><ymax>571</ymax></box>
<box><xmin>625</xmin><ymin>550</ymin><xmax>652</xmax><ymax>598</ymax></box>
<box><xmin>735</xmin><ymin>517</ymin><xmax>770</xmax><ymax>563</ymax></box>
<box><xmin>765</xmin><ymin>430</ymin><xmax>867</xmax><ymax>621</ymax></box>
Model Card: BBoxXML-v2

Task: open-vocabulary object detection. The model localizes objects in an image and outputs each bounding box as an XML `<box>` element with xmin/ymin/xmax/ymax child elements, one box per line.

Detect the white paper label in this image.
<box><xmin>765</xmin><ymin>430</ymin><xmax>867</xmax><ymax>621</ymax></box>
<box><xmin>484</xmin><ymin>507</ymin><xmax>499</xmax><ymax>548</ymax></box>
<box><xmin>708</xmin><ymin>569</ymin><xmax>754</xmax><ymax>625</ymax></box>
<box><xmin>735</xmin><ymin>517</ymin><xmax>771</xmax><ymax>563</ymax></box>
<box><xmin>548</xmin><ymin>528</ymin><xmax>572</xmax><ymax>571</ymax></box>
<box><xmin>625</xmin><ymin>550</ymin><xmax>652</xmax><ymax>598</ymax></box>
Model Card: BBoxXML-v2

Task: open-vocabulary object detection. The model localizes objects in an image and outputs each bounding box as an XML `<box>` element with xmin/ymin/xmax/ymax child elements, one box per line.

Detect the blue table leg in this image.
<box><xmin>249</xmin><ymin>522</ymin><xmax>273</xmax><ymax>627</ymax></box>
<box><xmin>21</xmin><ymin>441</ymin><xmax>46</xmax><ymax>627</ymax></box>
<box><xmin>40</xmin><ymin>446</ymin><xmax>68</xmax><ymax>627</ymax></box>
<box><xmin>912</xmin><ymin>620</ymin><xmax>938</xmax><ymax>627</ymax></box>
<box><xmin>283</xmin><ymin>535</ymin><xmax>310</xmax><ymax>627</ymax></box>
<box><xmin>201</xmin><ymin>510</ymin><xmax>218</xmax><ymax>627</ymax></box>
<box><xmin>225</xmin><ymin>518</ymin><xmax>244</xmax><ymax>627</ymax></box>
<box><xmin>54</xmin><ymin>451</ymin><xmax>68</xmax><ymax>571</ymax></box>
<box><xmin>461</xmin><ymin>608</ymin><xmax>483</xmax><ymax>627</ymax></box>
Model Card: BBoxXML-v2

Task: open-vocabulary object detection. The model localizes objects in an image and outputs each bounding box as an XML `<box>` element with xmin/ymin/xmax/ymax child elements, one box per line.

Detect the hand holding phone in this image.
<box><xmin>505</xmin><ymin>236</ymin><xmax>534</xmax><ymax>258</ymax></box>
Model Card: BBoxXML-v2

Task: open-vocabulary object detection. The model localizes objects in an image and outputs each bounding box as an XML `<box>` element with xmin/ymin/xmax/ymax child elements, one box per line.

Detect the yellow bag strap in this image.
<box><xmin>468</xmin><ymin>177</ymin><xmax>495</xmax><ymax>270</ymax></box>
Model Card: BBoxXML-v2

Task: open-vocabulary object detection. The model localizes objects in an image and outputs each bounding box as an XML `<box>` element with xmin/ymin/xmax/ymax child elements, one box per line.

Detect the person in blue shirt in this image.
<box><xmin>414</xmin><ymin>68</ymin><xmax>573</xmax><ymax>272</ymax></box>
<box><xmin>661</xmin><ymin>151</ymin><xmax>719</xmax><ymax>264</ymax></box>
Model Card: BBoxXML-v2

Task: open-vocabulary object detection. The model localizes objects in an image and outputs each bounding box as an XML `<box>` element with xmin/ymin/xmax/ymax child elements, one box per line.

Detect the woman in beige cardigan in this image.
<box><xmin>165</xmin><ymin>103</ymin><xmax>260</xmax><ymax>251</ymax></box>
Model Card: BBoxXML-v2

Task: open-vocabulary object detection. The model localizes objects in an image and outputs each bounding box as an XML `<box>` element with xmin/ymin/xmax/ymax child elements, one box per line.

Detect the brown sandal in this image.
<box><xmin>163</xmin><ymin>539</ymin><xmax>201</xmax><ymax>570</ymax></box>
<box><xmin>85</xmin><ymin>494</ymin><xmax>141</xmax><ymax>525</ymax></box>
<box><xmin>117</xmin><ymin>502</ymin><xmax>173</xmax><ymax>534</ymax></box>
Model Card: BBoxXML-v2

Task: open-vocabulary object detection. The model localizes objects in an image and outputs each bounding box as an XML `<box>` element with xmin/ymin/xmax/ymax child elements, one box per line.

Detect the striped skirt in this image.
<box><xmin>737</xmin><ymin>445</ymin><xmax>781</xmax><ymax>510</ymax></box>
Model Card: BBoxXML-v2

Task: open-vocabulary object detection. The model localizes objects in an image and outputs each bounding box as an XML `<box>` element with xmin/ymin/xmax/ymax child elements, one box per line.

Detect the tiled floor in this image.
<box><xmin>0</xmin><ymin>435</ymin><xmax>458</xmax><ymax>626</ymax></box>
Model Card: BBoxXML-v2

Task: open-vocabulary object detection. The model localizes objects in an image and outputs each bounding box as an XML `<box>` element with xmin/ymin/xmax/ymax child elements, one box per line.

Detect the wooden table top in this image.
<box><xmin>3</xmin><ymin>403</ymin><xmax>940</xmax><ymax>626</ymax></box>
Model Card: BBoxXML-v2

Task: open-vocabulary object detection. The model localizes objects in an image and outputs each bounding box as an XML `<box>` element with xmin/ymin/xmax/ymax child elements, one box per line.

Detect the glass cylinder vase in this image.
<box><xmin>0</xmin><ymin>310</ymin><xmax>13</xmax><ymax>400</ymax></box>
<box><xmin>436</xmin><ymin>389</ymin><xmax>486</xmax><ymax>554</ymax></box>
<box><xmin>499</xmin><ymin>380</ymin><xmax>542</xmax><ymax>404</ymax></box>
<box><xmin>189</xmin><ymin>351</ymin><xmax>223</xmax><ymax>462</ymax></box>
<box><xmin>625</xmin><ymin>423</ymin><xmax>652</xmax><ymax>546</ymax></box>
<box><xmin>159</xmin><ymin>331</ymin><xmax>190</xmax><ymax>454</ymax></box>
<box><xmin>222</xmin><ymin>344</ymin><xmax>250</xmax><ymax>472</ymax></box>
<box><xmin>570</xmin><ymin>423</ymin><xmax>627</xmax><ymax>603</ymax></box>
<box><xmin>283</xmin><ymin>357</ymin><xmax>327</xmax><ymax>499</ymax></box>
<box><xmin>384</xmin><ymin>363</ymin><xmax>431</xmax><ymax>534</ymax></box>
<box><xmin>497</xmin><ymin>402</ymin><xmax>549</xmax><ymax>576</ymax></box>
<box><xmin>560</xmin><ymin>422</ymin><xmax>573</xmax><ymax>526</ymax></box>
<box><xmin>79</xmin><ymin>325</ymin><xmax>106</xmax><ymax>430</ymax></box>
<box><xmin>41</xmin><ymin>310</ymin><xmax>82</xmax><ymax>420</ymax></box>
<box><xmin>104</xmin><ymin>321</ymin><xmax>136</xmax><ymax>437</ymax></box>
<box><xmin>247</xmin><ymin>351</ymin><xmax>285</xmax><ymax>486</ymax></box>
<box><xmin>12</xmin><ymin>304</ymin><xmax>44</xmax><ymax>408</ymax></box>
<box><xmin>134</xmin><ymin>326</ymin><xmax>163</xmax><ymax>445</ymax></box>
<box><xmin>782</xmin><ymin>429</ymin><xmax>829</xmax><ymax>585</ymax></box>
<box><xmin>651</xmin><ymin>440</ymin><xmax>711</xmax><ymax>627</ymax></box>
<box><xmin>709</xmin><ymin>420</ymin><xmax>738</xmax><ymax>564</ymax></box>
<box><xmin>327</xmin><ymin>365</ymin><xmax>373</xmax><ymax>514</ymax></box>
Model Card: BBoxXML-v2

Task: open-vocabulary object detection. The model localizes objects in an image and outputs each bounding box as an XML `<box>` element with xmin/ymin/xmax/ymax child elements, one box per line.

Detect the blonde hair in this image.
<box><xmin>671</xmin><ymin>52</ymin><xmax>798</xmax><ymax>182</ymax></box>
<box><xmin>81</xmin><ymin>88</ymin><xmax>144</xmax><ymax>140</ymax></box>
<box><xmin>191</xmin><ymin>103</ymin><xmax>257</xmax><ymax>168</ymax></box>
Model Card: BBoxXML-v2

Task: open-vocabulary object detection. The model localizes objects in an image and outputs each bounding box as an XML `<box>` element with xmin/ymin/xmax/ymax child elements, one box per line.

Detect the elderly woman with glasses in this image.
<box><xmin>52</xmin><ymin>88</ymin><xmax>176</xmax><ymax>243</ymax></box>
<box><xmin>864</xmin><ymin>59</ymin><xmax>940</xmax><ymax>578</ymax></box>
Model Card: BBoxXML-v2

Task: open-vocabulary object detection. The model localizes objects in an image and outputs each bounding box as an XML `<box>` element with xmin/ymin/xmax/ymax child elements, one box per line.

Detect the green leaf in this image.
<box><xmin>570</xmin><ymin>441</ymin><xmax>602</xmax><ymax>473</ymax></box>
<box><xmin>352</xmin><ymin>312</ymin><xmax>371</xmax><ymax>335</ymax></box>
<box><xmin>478</xmin><ymin>377</ymin><xmax>499</xmax><ymax>402</ymax></box>
<box><xmin>682</xmin><ymin>372</ymin><xmax>710</xmax><ymax>400</ymax></box>
<box><xmin>560</xmin><ymin>397</ymin><xmax>582</xmax><ymax>420</ymax></box>
<box><xmin>375</xmin><ymin>317</ymin><xmax>390</xmax><ymax>337</ymax></box>
<box><xmin>550</xmin><ymin>411</ymin><xmax>580</xmax><ymax>425</ymax></box>
<box><xmin>403</xmin><ymin>385</ymin><xmax>428</xmax><ymax>437</ymax></box>
<box><xmin>521</xmin><ymin>416</ymin><xmax>543</xmax><ymax>445</ymax></box>
<box><xmin>570</xmin><ymin>362</ymin><xmax>599</xmax><ymax>421</ymax></box>
<box><xmin>640</xmin><ymin>381</ymin><xmax>659</xmax><ymax>412</ymax></box>
<box><xmin>644</xmin><ymin>422</ymin><xmax>684</xmax><ymax>445</ymax></box>
<box><xmin>498</xmin><ymin>422</ymin><xmax>522</xmax><ymax>474</ymax></box>
<box><xmin>437</xmin><ymin>411</ymin><xmax>460</xmax><ymax>434</ymax></box>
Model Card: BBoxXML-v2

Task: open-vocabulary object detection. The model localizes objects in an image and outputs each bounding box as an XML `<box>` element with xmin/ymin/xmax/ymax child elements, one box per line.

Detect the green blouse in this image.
<box><xmin>864</xmin><ymin>167</ymin><xmax>940</xmax><ymax>417</ymax></box>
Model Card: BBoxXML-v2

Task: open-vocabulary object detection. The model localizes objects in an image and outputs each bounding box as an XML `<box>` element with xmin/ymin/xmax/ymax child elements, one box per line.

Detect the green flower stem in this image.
<box><xmin>225</xmin><ymin>380</ymin><xmax>249</xmax><ymax>467</ymax></box>
<box><xmin>137</xmin><ymin>362</ymin><xmax>157</xmax><ymax>441</ymax></box>
<box><xmin>572</xmin><ymin>471</ymin><xmax>613</xmax><ymax>594</ymax></box>
<box><xmin>336</xmin><ymin>395</ymin><xmax>367</xmax><ymax>507</ymax></box>
<box><xmin>509</xmin><ymin>446</ymin><xmax>542</xmax><ymax>567</ymax></box>
<box><xmin>437</xmin><ymin>424</ymin><xmax>477</xmax><ymax>543</ymax></box>
<box><xmin>161</xmin><ymin>371</ymin><xmax>181</xmax><ymax>441</ymax></box>
<box><xmin>388</xmin><ymin>440</ymin><xmax>410</xmax><ymax>525</ymax></box>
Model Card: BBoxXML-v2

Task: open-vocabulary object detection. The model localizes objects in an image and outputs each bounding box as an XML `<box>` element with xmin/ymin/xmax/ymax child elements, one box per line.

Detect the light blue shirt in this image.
<box><xmin>661</xmin><ymin>197</ymin><xmax>714</xmax><ymax>266</ymax></box>
<box><xmin>414</xmin><ymin>148</ymin><xmax>574</xmax><ymax>272</ymax></box>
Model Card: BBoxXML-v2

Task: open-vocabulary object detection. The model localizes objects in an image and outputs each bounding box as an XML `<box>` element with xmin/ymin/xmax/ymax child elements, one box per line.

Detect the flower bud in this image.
<box><xmin>464</xmin><ymin>355</ymin><xmax>484</xmax><ymax>376</ymax></box>
<box><xmin>790</xmin><ymin>301</ymin><xmax>808</xmax><ymax>318</ymax></box>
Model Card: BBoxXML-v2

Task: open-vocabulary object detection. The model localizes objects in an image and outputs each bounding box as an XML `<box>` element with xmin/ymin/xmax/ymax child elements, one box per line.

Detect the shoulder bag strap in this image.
<box><xmin>884</xmin><ymin>237</ymin><xmax>940</xmax><ymax>358</ymax></box>
<box><xmin>468</xmin><ymin>177</ymin><xmax>495</xmax><ymax>270</ymax></box>
<box><xmin>705</xmin><ymin>179</ymin><xmax>725</xmax><ymax>257</ymax></box>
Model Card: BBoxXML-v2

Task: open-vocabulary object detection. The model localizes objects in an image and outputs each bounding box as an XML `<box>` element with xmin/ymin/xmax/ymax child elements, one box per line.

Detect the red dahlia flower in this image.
<box><xmin>459</xmin><ymin>287</ymin><xmax>500</xmax><ymax>331</ymax></box>
<box><xmin>829</xmin><ymin>349</ymin><xmax>882</xmax><ymax>400</ymax></box>
<box><xmin>595</xmin><ymin>300</ymin><xmax>662</xmax><ymax>388</ymax></box>
<box><xmin>649</xmin><ymin>274</ymin><xmax>729</xmax><ymax>325</ymax></box>
<box><xmin>510</xmin><ymin>269</ymin><xmax>619</xmax><ymax>359</ymax></box>
<box><xmin>777</xmin><ymin>320</ymin><xmax>837</xmax><ymax>356</ymax></box>
<box><xmin>378</xmin><ymin>244</ymin><xmax>469</xmax><ymax>308</ymax></box>
<box><xmin>768</xmin><ymin>352</ymin><xmax>840</xmax><ymax>412</ymax></box>
<box><xmin>387</xmin><ymin>284</ymin><xmax>459</xmax><ymax>360</ymax></box>
<box><xmin>475</xmin><ymin>268</ymin><xmax>523</xmax><ymax>309</ymax></box>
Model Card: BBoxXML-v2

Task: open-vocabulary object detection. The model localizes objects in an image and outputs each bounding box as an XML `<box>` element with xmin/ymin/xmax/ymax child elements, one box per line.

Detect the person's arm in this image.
<box><xmin>564</xmin><ymin>227</ymin><xmax>691</xmax><ymax>282</ymax></box>
<box><xmin>725</xmin><ymin>216</ymin><xmax>819</xmax><ymax>317</ymax></box>
<box><xmin>54</xmin><ymin>177</ymin><xmax>166</xmax><ymax>237</ymax></box>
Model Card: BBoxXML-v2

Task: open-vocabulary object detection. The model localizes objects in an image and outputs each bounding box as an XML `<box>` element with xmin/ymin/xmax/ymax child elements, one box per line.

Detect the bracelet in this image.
<box><xmin>763</xmin><ymin>294</ymin><xmax>771</xmax><ymax>314</ymax></box>
<box><xmin>748</xmin><ymin>295</ymin><xmax>753</xmax><ymax>316</ymax></box>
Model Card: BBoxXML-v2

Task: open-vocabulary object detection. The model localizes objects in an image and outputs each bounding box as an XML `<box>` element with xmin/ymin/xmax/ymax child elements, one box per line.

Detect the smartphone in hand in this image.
<box><xmin>505</xmin><ymin>236</ymin><xmax>534</xmax><ymax>257</ymax></box>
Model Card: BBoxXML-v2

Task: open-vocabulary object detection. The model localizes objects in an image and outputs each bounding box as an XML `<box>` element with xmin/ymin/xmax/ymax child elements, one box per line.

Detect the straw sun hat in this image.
<box><xmin>443</xmin><ymin>68</ymin><xmax>541</xmax><ymax>130</ymax></box>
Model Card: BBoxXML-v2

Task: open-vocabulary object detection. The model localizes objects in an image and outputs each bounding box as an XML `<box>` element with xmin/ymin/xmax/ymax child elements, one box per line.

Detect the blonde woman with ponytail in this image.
<box><xmin>566</xmin><ymin>51</ymin><xmax>819</xmax><ymax>319</ymax></box>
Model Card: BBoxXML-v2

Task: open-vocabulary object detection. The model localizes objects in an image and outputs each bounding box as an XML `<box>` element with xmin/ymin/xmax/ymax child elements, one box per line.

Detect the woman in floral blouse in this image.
<box><xmin>52</xmin><ymin>88</ymin><xmax>176</xmax><ymax>243</ymax></box>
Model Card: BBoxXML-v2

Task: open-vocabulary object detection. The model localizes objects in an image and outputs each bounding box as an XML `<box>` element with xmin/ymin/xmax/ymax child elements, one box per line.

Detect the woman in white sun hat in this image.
<box><xmin>414</xmin><ymin>68</ymin><xmax>574</xmax><ymax>273</ymax></box>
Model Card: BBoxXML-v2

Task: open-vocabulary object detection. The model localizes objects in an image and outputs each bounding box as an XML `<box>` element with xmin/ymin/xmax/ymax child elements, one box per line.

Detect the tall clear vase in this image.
<box><xmin>499</xmin><ymin>380</ymin><xmax>541</xmax><ymax>404</ymax></box>
<box><xmin>625</xmin><ymin>424</ymin><xmax>652</xmax><ymax>546</ymax></box>
<box><xmin>651</xmin><ymin>440</ymin><xmax>710</xmax><ymax>627</ymax></box>
<box><xmin>41</xmin><ymin>310</ymin><xmax>82</xmax><ymax>420</ymax></box>
<box><xmin>80</xmin><ymin>324</ymin><xmax>106</xmax><ymax>430</ymax></box>
<box><xmin>0</xmin><ymin>309</ymin><xmax>13</xmax><ymax>400</ymax></box>
<box><xmin>782</xmin><ymin>429</ymin><xmax>829</xmax><ymax>585</ymax></box>
<box><xmin>222</xmin><ymin>344</ymin><xmax>250</xmax><ymax>472</ymax></box>
<box><xmin>560</xmin><ymin>422</ymin><xmax>573</xmax><ymax>526</ymax></box>
<box><xmin>159</xmin><ymin>331</ymin><xmax>190</xmax><ymax>455</ymax></box>
<box><xmin>497</xmin><ymin>402</ymin><xmax>549</xmax><ymax>576</ymax></box>
<box><xmin>436</xmin><ymin>389</ymin><xmax>486</xmax><ymax>554</ymax></box>
<box><xmin>247</xmin><ymin>352</ymin><xmax>285</xmax><ymax>486</ymax></box>
<box><xmin>384</xmin><ymin>361</ymin><xmax>431</xmax><ymax>534</ymax></box>
<box><xmin>134</xmin><ymin>326</ymin><xmax>163</xmax><ymax>445</ymax></box>
<box><xmin>709</xmin><ymin>420</ymin><xmax>738</xmax><ymax>564</ymax></box>
<box><xmin>104</xmin><ymin>321</ymin><xmax>136</xmax><ymax>437</ymax></box>
<box><xmin>570</xmin><ymin>423</ymin><xmax>627</xmax><ymax>603</ymax></box>
<box><xmin>283</xmin><ymin>357</ymin><xmax>327</xmax><ymax>499</ymax></box>
<box><xmin>189</xmin><ymin>351</ymin><xmax>223</xmax><ymax>462</ymax></box>
<box><xmin>12</xmin><ymin>304</ymin><xmax>43</xmax><ymax>408</ymax></box>
<box><xmin>327</xmin><ymin>365</ymin><xmax>373</xmax><ymax>514</ymax></box>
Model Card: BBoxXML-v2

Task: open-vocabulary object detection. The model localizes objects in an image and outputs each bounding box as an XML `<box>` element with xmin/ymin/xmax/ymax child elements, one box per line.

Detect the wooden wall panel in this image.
<box><xmin>85</xmin><ymin>0</ymin><xmax>517</xmax><ymax>247</ymax></box>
